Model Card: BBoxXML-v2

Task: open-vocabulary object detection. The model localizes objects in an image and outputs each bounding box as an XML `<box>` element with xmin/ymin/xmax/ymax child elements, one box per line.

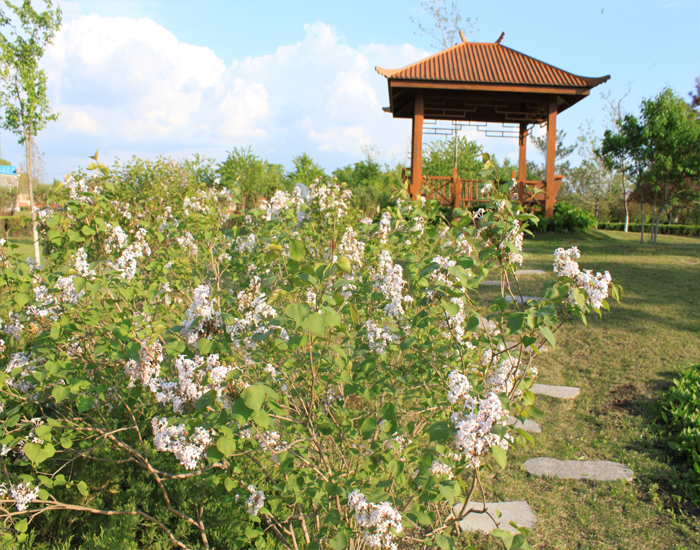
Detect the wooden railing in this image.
<box><xmin>401</xmin><ymin>168</ymin><xmax>563</xmax><ymax>213</ymax></box>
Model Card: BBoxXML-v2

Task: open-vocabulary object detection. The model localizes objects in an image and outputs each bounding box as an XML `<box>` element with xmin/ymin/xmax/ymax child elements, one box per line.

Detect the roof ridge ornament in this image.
<box><xmin>459</xmin><ymin>30</ymin><xmax>467</xmax><ymax>43</ymax></box>
<box><xmin>495</xmin><ymin>32</ymin><xmax>505</xmax><ymax>45</ymax></box>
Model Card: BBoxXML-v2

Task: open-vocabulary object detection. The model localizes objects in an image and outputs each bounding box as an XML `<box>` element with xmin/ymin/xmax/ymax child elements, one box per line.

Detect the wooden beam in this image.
<box><xmin>410</xmin><ymin>90</ymin><xmax>424</xmax><ymax>198</ymax></box>
<box><xmin>544</xmin><ymin>96</ymin><xmax>557</xmax><ymax>218</ymax></box>
<box><xmin>390</xmin><ymin>80</ymin><xmax>592</xmax><ymax>96</ymax></box>
<box><xmin>518</xmin><ymin>122</ymin><xmax>527</xmax><ymax>203</ymax></box>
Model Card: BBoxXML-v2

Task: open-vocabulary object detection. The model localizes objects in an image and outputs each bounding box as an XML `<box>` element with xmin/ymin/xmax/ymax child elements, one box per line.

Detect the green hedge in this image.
<box><xmin>535</xmin><ymin>201</ymin><xmax>597</xmax><ymax>233</ymax></box>
<box><xmin>598</xmin><ymin>222</ymin><xmax>700</xmax><ymax>236</ymax></box>
<box><xmin>0</xmin><ymin>213</ymin><xmax>32</xmax><ymax>237</ymax></box>
<box><xmin>659</xmin><ymin>363</ymin><xmax>700</xmax><ymax>505</ymax></box>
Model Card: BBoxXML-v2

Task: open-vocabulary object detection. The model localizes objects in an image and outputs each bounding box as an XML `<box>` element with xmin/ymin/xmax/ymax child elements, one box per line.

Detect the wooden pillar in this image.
<box><xmin>410</xmin><ymin>90</ymin><xmax>424</xmax><ymax>198</ymax></box>
<box><xmin>518</xmin><ymin>122</ymin><xmax>527</xmax><ymax>203</ymax></box>
<box><xmin>544</xmin><ymin>97</ymin><xmax>557</xmax><ymax>218</ymax></box>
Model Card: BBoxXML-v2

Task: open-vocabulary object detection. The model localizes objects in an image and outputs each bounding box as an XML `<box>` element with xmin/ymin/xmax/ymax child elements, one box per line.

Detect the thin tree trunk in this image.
<box><xmin>25</xmin><ymin>128</ymin><xmax>41</xmax><ymax>266</ymax></box>
<box><xmin>622</xmin><ymin>176</ymin><xmax>629</xmax><ymax>232</ymax></box>
<box><xmin>650</xmin><ymin>187</ymin><xmax>659</xmax><ymax>244</ymax></box>
<box><xmin>639</xmin><ymin>189</ymin><xmax>645</xmax><ymax>243</ymax></box>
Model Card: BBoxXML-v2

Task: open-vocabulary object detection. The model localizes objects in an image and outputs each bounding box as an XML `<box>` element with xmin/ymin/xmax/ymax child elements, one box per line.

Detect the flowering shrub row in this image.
<box><xmin>0</xmin><ymin>156</ymin><xmax>620</xmax><ymax>549</ymax></box>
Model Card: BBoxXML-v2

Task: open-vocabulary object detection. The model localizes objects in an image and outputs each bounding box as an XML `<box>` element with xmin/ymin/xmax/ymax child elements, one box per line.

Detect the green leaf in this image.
<box><xmin>15</xmin><ymin>519</ymin><xmax>28</xmax><ymax>533</ymax></box>
<box><xmin>506</xmin><ymin>312</ymin><xmax>525</xmax><ymax>334</ymax></box>
<box><xmin>427</xmin><ymin>421</ymin><xmax>451</xmax><ymax>443</ymax></box>
<box><xmin>441</xmin><ymin>299</ymin><xmax>460</xmax><ymax>317</ymax></box>
<box><xmin>435</xmin><ymin>534</ymin><xmax>455</xmax><ymax>550</ymax></box>
<box><xmin>76</xmin><ymin>395</ymin><xmax>94</xmax><ymax>413</ymax></box>
<box><xmin>73</xmin><ymin>276</ymin><xmax>86</xmax><ymax>294</ymax></box>
<box><xmin>415</xmin><ymin>510</ymin><xmax>433</xmax><ymax>526</ymax></box>
<box><xmin>242</xmin><ymin>385</ymin><xmax>267</xmax><ymax>411</ymax></box>
<box><xmin>321</xmin><ymin>307</ymin><xmax>341</xmax><ymax>327</ymax></box>
<box><xmin>66</xmin><ymin>229</ymin><xmax>85</xmax><ymax>243</ymax></box>
<box><xmin>302</xmin><ymin>312</ymin><xmax>326</xmax><ymax>335</ymax></box>
<box><xmin>289</xmin><ymin>239</ymin><xmax>306</xmax><ymax>261</ymax></box>
<box><xmin>285</xmin><ymin>303</ymin><xmax>310</xmax><ymax>328</ymax></box>
<box><xmin>23</xmin><ymin>442</ymin><xmax>55</xmax><ymax>464</ymax></box>
<box><xmin>198</xmin><ymin>338</ymin><xmax>215</xmax><ymax>355</ymax></box>
<box><xmin>217</xmin><ymin>437</ymin><xmax>237</xmax><ymax>457</ymax></box>
<box><xmin>539</xmin><ymin>326</ymin><xmax>556</xmax><ymax>349</ymax></box>
<box><xmin>328</xmin><ymin>533</ymin><xmax>347</xmax><ymax>550</ymax></box>
<box><xmin>52</xmin><ymin>385</ymin><xmax>71</xmax><ymax>403</ymax></box>
<box><xmin>491</xmin><ymin>445</ymin><xmax>507</xmax><ymax>470</ymax></box>
<box><xmin>336</xmin><ymin>256</ymin><xmax>352</xmax><ymax>273</ymax></box>
<box><xmin>77</xmin><ymin>481</ymin><xmax>89</xmax><ymax>497</ymax></box>
<box><xmin>37</xmin><ymin>488</ymin><xmax>49</xmax><ymax>500</ymax></box>
<box><xmin>13</xmin><ymin>293</ymin><xmax>30</xmax><ymax>308</ymax></box>
<box><xmin>81</xmin><ymin>225</ymin><xmax>96</xmax><ymax>236</ymax></box>
<box><xmin>360</xmin><ymin>417</ymin><xmax>377</xmax><ymax>439</ymax></box>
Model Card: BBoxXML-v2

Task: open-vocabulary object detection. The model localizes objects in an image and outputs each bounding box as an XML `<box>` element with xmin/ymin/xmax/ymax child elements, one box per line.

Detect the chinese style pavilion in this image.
<box><xmin>376</xmin><ymin>33</ymin><xmax>609</xmax><ymax>217</ymax></box>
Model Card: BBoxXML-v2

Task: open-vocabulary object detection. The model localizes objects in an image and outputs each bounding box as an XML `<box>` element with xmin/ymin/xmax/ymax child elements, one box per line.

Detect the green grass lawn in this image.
<box><xmin>4</xmin><ymin>236</ymin><xmax>35</xmax><ymax>261</ymax></box>
<box><xmin>463</xmin><ymin>230</ymin><xmax>700</xmax><ymax>549</ymax></box>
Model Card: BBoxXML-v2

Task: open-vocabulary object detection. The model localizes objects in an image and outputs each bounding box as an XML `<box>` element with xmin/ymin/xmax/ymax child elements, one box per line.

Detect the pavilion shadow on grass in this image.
<box><xmin>376</xmin><ymin>33</ymin><xmax>609</xmax><ymax>217</ymax></box>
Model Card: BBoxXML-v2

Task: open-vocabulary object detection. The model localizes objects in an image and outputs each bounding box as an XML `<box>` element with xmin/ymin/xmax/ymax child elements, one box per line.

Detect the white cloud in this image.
<box><xmin>35</xmin><ymin>15</ymin><xmax>429</xmax><ymax>175</ymax></box>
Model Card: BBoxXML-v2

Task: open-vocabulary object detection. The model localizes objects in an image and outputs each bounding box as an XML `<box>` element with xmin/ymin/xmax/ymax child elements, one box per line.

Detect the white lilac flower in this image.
<box><xmin>2</xmin><ymin>314</ymin><xmax>23</xmax><ymax>341</ymax></box>
<box><xmin>225</xmin><ymin>276</ymin><xmax>277</xmax><ymax>350</ymax></box>
<box><xmin>180</xmin><ymin>285</ymin><xmax>220</xmax><ymax>346</ymax></box>
<box><xmin>553</xmin><ymin>247</ymin><xmax>611</xmax><ymax>310</ymax></box>
<box><xmin>307</xmin><ymin>182</ymin><xmax>352</xmax><ymax>221</ymax></box>
<box><xmin>372</xmin><ymin>250</ymin><xmax>411</xmax><ymax>319</ymax></box>
<box><xmin>235</xmin><ymin>233</ymin><xmax>256</xmax><ymax>253</ymax></box>
<box><xmin>337</xmin><ymin>227</ymin><xmax>365</xmax><ymax>272</ymax></box>
<box><xmin>377</xmin><ymin>212</ymin><xmax>391</xmax><ymax>245</ymax></box>
<box><xmin>429</xmin><ymin>460</ymin><xmax>455</xmax><ymax>479</ymax></box>
<box><xmin>360</xmin><ymin>217</ymin><xmax>373</xmax><ymax>225</ymax></box>
<box><xmin>151</xmin><ymin>417</ymin><xmax>213</xmax><ymax>470</ymax></box>
<box><xmin>245</xmin><ymin>485</ymin><xmax>266</xmax><ymax>516</ymax></box>
<box><xmin>176</xmin><ymin>231</ymin><xmax>198</xmax><ymax>256</ymax></box>
<box><xmin>124</xmin><ymin>340</ymin><xmax>164</xmax><ymax>387</ymax></box>
<box><xmin>363</xmin><ymin>320</ymin><xmax>399</xmax><ymax>355</ymax></box>
<box><xmin>410</xmin><ymin>216</ymin><xmax>425</xmax><ymax>237</ymax></box>
<box><xmin>347</xmin><ymin>491</ymin><xmax>403</xmax><ymax>550</ymax></box>
<box><xmin>259</xmin><ymin>190</ymin><xmax>304</xmax><ymax>221</ymax></box>
<box><xmin>498</xmin><ymin>220</ymin><xmax>524</xmax><ymax>266</ymax></box>
<box><xmin>104</xmin><ymin>224</ymin><xmax>128</xmax><ymax>253</ymax></box>
<box><xmin>72</xmin><ymin>248</ymin><xmax>95</xmax><ymax>278</ymax></box>
<box><xmin>9</xmin><ymin>482</ymin><xmax>40</xmax><ymax>512</ymax></box>
<box><xmin>451</xmin><ymin>391</ymin><xmax>510</xmax><ymax>469</ymax></box>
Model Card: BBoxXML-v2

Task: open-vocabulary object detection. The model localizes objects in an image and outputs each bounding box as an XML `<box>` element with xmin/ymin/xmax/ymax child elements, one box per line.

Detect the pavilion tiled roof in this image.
<box><xmin>376</xmin><ymin>41</ymin><xmax>609</xmax><ymax>89</ymax></box>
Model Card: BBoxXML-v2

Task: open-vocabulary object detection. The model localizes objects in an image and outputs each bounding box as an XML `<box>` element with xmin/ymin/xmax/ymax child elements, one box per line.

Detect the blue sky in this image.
<box><xmin>2</xmin><ymin>0</ymin><xmax>698</xmax><ymax>180</ymax></box>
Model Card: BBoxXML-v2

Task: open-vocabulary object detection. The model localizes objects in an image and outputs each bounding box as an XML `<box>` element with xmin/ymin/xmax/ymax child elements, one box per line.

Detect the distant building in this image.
<box><xmin>0</xmin><ymin>166</ymin><xmax>18</xmax><ymax>189</ymax></box>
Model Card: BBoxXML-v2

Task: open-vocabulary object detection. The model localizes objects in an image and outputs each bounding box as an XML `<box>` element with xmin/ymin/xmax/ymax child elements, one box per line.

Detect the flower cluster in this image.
<box><xmin>378</xmin><ymin>212</ymin><xmax>391</xmax><ymax>245</ymax></box>
<box><xmin>553</xmin><ymin>247</ymin><xmax>612</xmax><ymax>310</ymax></box>
<box><xmin>124</xmin><ymin>340</ymin><xmax>164</xmax><ymax>387</ymax></box>
<box><xmin>307</xmin><ymin>182</ymin><xmax>352</xmax><ymax>220</ymax></box>
<box><xmin>372</xmin><ymin>250</ymin><xmax>411</xmax><ymax>319</ymax></box>
<box><xmin>225</xmin><ymin>276</ymin><xmax>278</xmax><ymax>350</ymax></box>
<box><xmin>498</xmin><ymin>220</ymin><xmax>524</xmax><ymax>266</ymax></box>
<box><xmin>180</xmin><ymin>285</ymin><xmax>220</xmax><ymax>346</ymax></box>
<box><xmin>176</xmin><ymin>231</ymin><xmax>199</xmax><ymax>256</ymax></box>
<box><xmin>151</xmin><ymin>418</ymin><xmax>213</xmax><ymax>470</ymax></box>
<box><xmin>347</xmin><ymin>491</ymin><xmax>403</xmax><ymax>550</ymax></box>
<box><xmin>148</xmin><ymin>354</ymin><xmax>237</xmax><ymax>414</ymax></box>
<box><xmin>259</xmin><ymin>189</ymin><xmax>304</xmax><ymax>222</ymax></box>
<box><xmin>72</xmin><ymin>248</ymin><xmax>95</xmax><ymax>278</ymax></box>
<box><xmin>235</xmin><ymin>233</ymin><xmax>256</xmax><ymax>253</ymax></box>
<box><xmin>3</xmin><ymin>482</ymin><xmax>40</xmax><ymax>512</ymax></box>
<box><xmin>363</xmin><ymin>320</ymin><xmax>399</xmax><ymax>355</ymax></box>
<box><xmin>450</xmin><ymin>388</ymin><xmax>509</xmax><ymax>469</ymax></box>
<box><xmin>245</xmin><ymin>485</ymin><xmax>266</xmax><ymax>516</ymax></box>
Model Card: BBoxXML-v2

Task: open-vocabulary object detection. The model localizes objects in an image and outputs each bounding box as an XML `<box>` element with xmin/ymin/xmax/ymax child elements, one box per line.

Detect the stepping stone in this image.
<box><xmin>480</xmin><ymin>280</ymin><xmax>502</xmax><ymax>286</ymax></box>
<box><xmin>531</xmin><ymin>384</ymin><xmax>580</xmax><ymax>399</ymax></box>
<box><xmin>505</xmin><ymin>295</ymin><xmax>541</xmax><ymax>304</ymax></box>
<box><xmin>455</xmin><ymin>501</ymin><xmax>537</xmax><ymax>535</ymax></box>
<box><xmin>515</xmin><ymin>269</ymin><xmax>547</xmax><ymax>276</ymax></box>
<box><xmin>507</xmin><ymin>416</ymin><xmax>541</xmax><ymax>433</ymax></box>
<box><xmin>522</xmin><ymin>457</ymin><xmax>634</xmax><ymax>481</ymax></box>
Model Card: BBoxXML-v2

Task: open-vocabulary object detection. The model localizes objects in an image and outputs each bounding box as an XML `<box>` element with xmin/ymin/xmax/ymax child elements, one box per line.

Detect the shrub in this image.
<box><xmin>536</xmin><ymin>201</ymin><xmax>597</xmax><ymax>233</ymax></box>
<box><xmin>660</xmin><ymin>363</ymin><xmax>700</xmax><ymax>505</ymax></box>
<box><xmin>0</xmin><ymin>155</ymin><xmax>620</xmax><ymax>549</ymax></box>
<box><xmin>597</xmin><ymin>222</ymin><xmax>700</xmax><ymax>237</ymax></box>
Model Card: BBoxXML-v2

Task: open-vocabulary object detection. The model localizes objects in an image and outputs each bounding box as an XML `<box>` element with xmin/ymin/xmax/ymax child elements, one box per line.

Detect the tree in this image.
<box><xmin>641</xmin><ymin>88</ymin><xmax>700</xmax><ymax>242</ymax></box>
<box><xmin>565</xmin><ymin>123</ymin><xmax>620</xmax><ymax>222</ymax></box>
<box><xmin>286</xmin><ymin>152</ymin><xmax>326</xmax><ymax>187</ymax></box>
<box><xmin>411</xmin><ymin>0</ymin><xmax>478</xmax><ymax>49</ymax></box>
<box><xmin>601</xmin><ymin>87</ymin><xmax>700</xmax><ymax>243</ymax></box>
<box><xmin>217</xmin><ymin>146</ymin><xmax>285</xmax><ymax>210</ymax></box>
<box><xmin>0</xmin><ymin>0</ymin><xmax>62</xmax><ymax>265</ymax></box>
<box><xmin>689</xmin><ymin>76</ymin><xmax>700</xmax><ymax>113</ymax></box>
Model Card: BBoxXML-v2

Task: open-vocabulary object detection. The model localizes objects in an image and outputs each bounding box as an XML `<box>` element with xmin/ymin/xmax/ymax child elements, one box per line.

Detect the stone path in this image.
<box><xmin>515</xmin><ymin>269</ymin><xmax>547</xmax><ymax>276</ymax></box>
<box><xmin>522</xmin><ymin>457</ymin><xmax>634</xmax><ymax>481</ymax></box>
<box><xmin>530</xmin><ymin>384</ymin><xmax>580</xmax><ymax>399</ymax></box>
<box><xmin>507</xmin><ymin>416</ymin><xmax>541</xmax><ymax>433</ymax></box>
<box><xmin>505</xmin><ymin>295</ymin><xmax>542</xmax><ymax>304</ymax></box>
<box><xmin>455</xmin><ymin>501</ymin><xmax>537</xmax><ymax>535</ymax></box>
<box><xmin>480</xmin><ymin>280</ymin><xmax>502</xmax><ymax>286</ymax></box>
